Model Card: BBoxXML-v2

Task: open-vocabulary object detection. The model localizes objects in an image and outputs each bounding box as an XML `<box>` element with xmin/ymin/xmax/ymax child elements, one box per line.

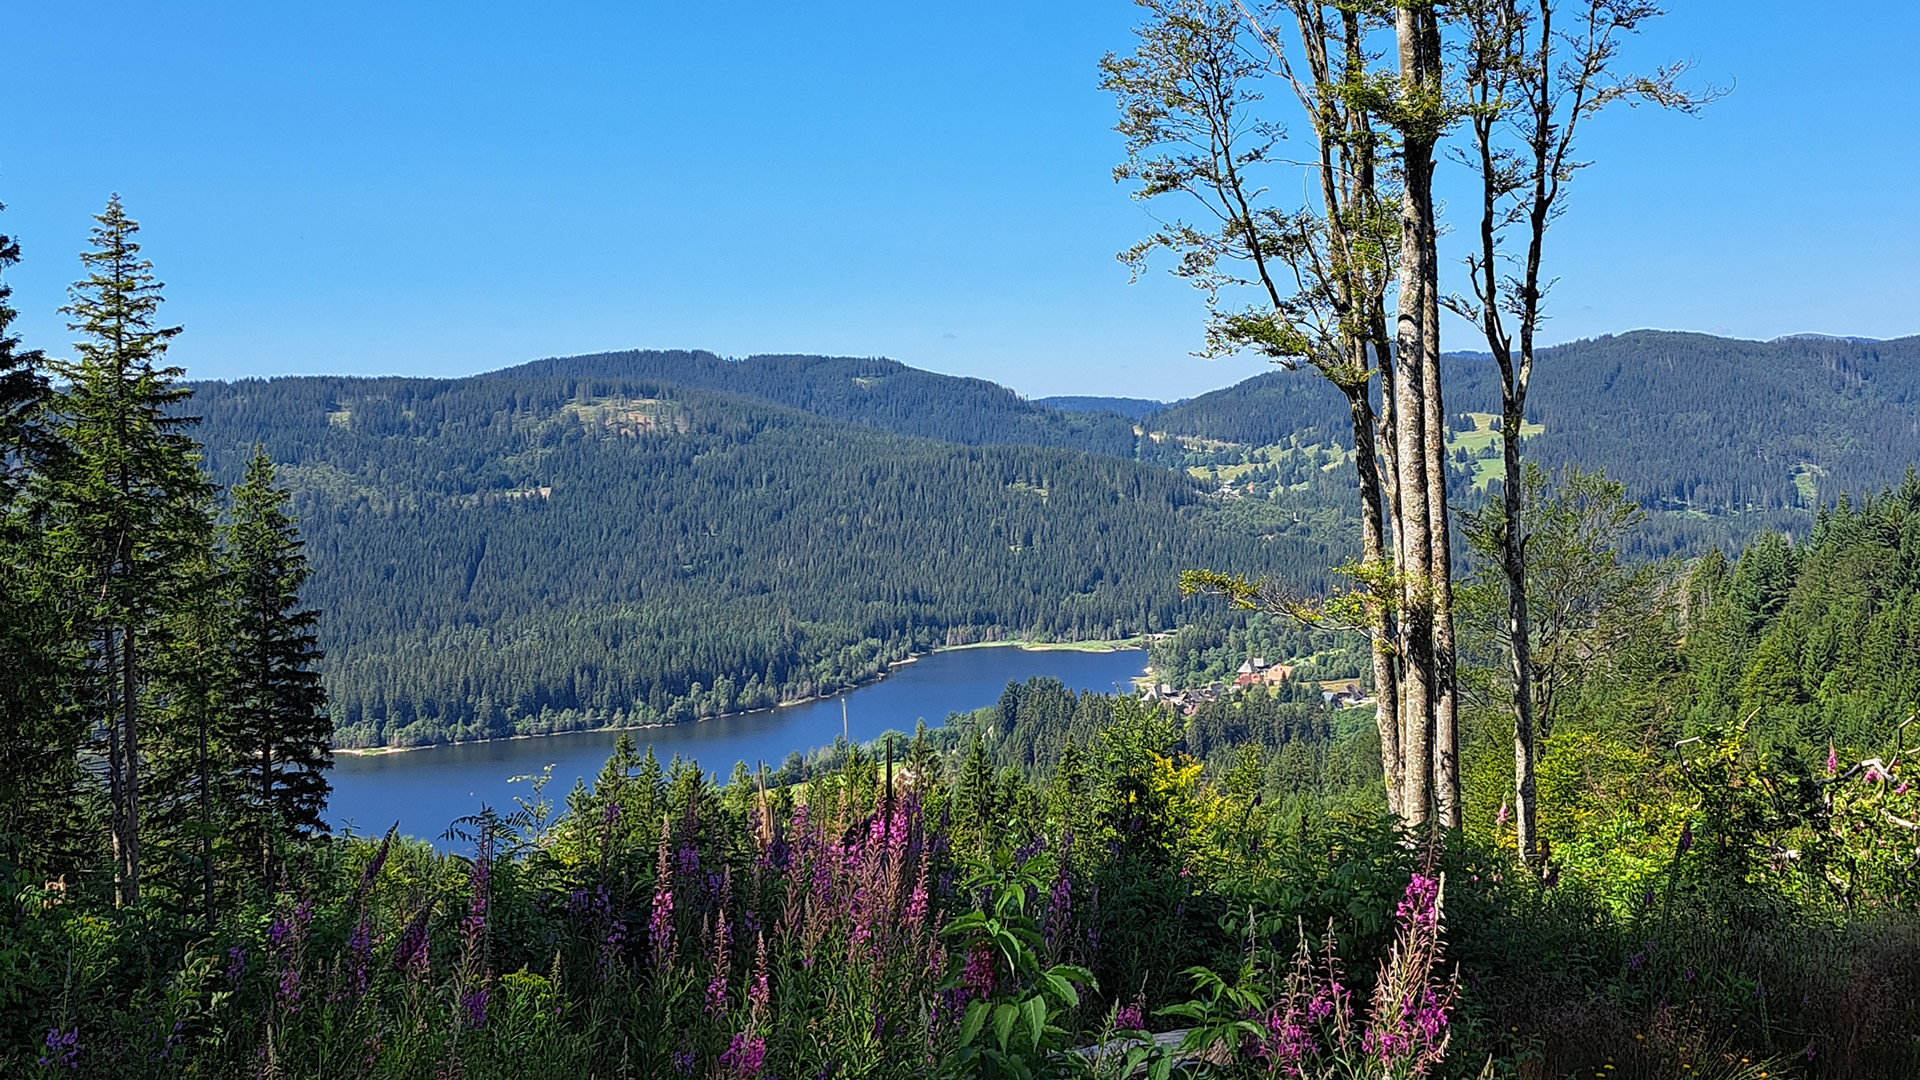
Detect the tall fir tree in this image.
<box><xmin>226</xmin><ymin>446</ymin><xmax>331</xmax><ymax>894</ymax></box>
<box><xmin>0</xmin><ymin>202</ymin><xmax>91</xmax><ymax>878</ymax></box>
<box><xmin>148</xmin><ymin>524</ymin><xmax>240</xmax><ymax>929</ymax></box>
<box><xmin>46</xmin><ymin>195</ymin><xmax>211</xmax><ymax>906</ymax></box>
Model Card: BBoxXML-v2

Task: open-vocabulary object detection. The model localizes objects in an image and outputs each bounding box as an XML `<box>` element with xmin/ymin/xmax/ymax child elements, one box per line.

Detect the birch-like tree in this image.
<box><xmin>1102</xmin><ymin>0</ymin><xmax>1413</xmax><ymax>816</ymax></box>
<box><xmin>1450</xmin><ymin>0</ymin><xmax>1709</xmax><ymax>861</ymax></box>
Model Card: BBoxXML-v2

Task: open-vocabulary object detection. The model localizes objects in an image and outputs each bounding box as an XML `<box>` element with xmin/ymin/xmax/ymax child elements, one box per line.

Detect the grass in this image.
<box><xmin>1449</xmin><ymin>412</ymin><xmax>1545</xmax><ymax>490</ymax></box>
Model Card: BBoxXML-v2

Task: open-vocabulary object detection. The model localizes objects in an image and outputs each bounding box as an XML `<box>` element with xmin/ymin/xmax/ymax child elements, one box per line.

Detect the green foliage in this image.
<box><xmin>944</xmin><ymin>852</ymin><xmax>1097</xmax><ymax>1079</ymax></box>
<box><xmin>180</xmin><ymin>370</ymin><xmax>1344</xmax><ymax>748</ymax></box>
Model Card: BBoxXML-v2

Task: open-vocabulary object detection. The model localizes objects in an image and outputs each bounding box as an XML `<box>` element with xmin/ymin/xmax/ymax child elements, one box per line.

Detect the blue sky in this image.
<box><xmin>2</xmin><ymin>2</ymin><xmax>1912</xmax><ymax>400</ymax></box>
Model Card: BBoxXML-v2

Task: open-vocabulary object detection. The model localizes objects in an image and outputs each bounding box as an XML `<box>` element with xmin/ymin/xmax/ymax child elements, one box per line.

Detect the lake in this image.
<box><xmin>326</xmin><ymin>644</ymin><xmax>1148</xmax><ymax>848</ymax></box>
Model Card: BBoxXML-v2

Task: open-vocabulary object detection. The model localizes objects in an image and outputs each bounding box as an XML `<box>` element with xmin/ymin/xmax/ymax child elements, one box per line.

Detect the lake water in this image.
<box><xmin>326</xmin><ymin>645</ymin><xmax>1147</xmax><ymax>848</ymax></box>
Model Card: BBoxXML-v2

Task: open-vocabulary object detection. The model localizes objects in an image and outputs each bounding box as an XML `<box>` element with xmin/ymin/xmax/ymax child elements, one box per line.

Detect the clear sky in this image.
<box><xmin>2</xmin><ymin>2</ymin><xmax>1913</xmax><ymax>401</ymax></box>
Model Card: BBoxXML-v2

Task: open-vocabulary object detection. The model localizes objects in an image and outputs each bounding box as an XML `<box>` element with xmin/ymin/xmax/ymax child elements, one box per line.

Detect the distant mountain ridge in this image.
<box><xmin>489</xmin><ymin>349</ymin><xmax>1140</xmax><ymax>456</ymax></box>
<box><xmin>1142</xmin><ymin>330</ymin><xmax>1920</xmax><ymax>518</ymax></box>
<box><xmin>1037</xmin><ymin>395</ymin><xmax>1167</xmax><ymax>419</ymax></box>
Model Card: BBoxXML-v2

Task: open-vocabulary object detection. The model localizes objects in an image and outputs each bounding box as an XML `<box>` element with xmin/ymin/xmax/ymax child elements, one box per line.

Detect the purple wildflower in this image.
<box><xmin>1114</xmin><ymin>1001</ymin><xmax>1144</xmax><ymax>1031</ymax></box>
<box><xmin>749</xmin><ymin>933</ymin><xmax>770</xmax><ymax>1018</ymax></box>
<box><xmin>1827</xmin><ymin>742</ymin><xmax>1839</xmax><ymax>775</ymax></box>
<box><xmin>719</xmin><ymin>1032</ymin><xmax>766</xmax><ymax>1078</ymax></box>
<box><xmin>707</xmin><ymin>907</ymin><xmax>732</xmax><ymax>1014</ymax></box>
<box><xmin>652</xmin><ymin>816</ymin><xmax>677</xmax><ymax>970</ymax></box>
<box><xmin>462</xmin><ymin>987</ymin><xmax>489</xmax><ymax>1027</ymax></box>
<box><xmin>1676</xmin><ymin>822</ymin><xmax>1693</xmax><ymax>858</ymax></box>
<box><xmin>961</xmin><ymin>943</ymin><xmax>996</xmax><ymax>1000</ymax></box>
<box><xmin>38</xmin><ymin>1027</ymin><xmax>79</xmax><ymax>1070</ymax></box>
<box><xmin>225</xmin><ymin>946</ymin><xmax>248</xmax><ymax>987</ymax></box>
<box><xmin>346</xmin><ymin>918</ymin><xmax>374</xmax><ymax>1000</ymax></box>
<box><xmin>277</xmin><ymin>967</ymin><xmax>302</xmax><ymax>1012</ymax></box>
<box><xmin>394</xmin><ymin>909</ymin><xmax>431</xmax><ymax>977</ymax></box>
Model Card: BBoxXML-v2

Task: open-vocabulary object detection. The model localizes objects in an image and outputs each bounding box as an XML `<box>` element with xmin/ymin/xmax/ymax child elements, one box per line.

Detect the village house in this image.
<box><xmin>1233</xmin><ymin>656</ymin><xmax>1295</xmax><ymax>689</ymax></box>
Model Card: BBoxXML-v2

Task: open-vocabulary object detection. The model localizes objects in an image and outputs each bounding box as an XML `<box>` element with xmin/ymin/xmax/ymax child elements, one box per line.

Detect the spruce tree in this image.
<box><xmin>47</xmin><ymin>195</ymin><xmax>210</xmax><ymax>906</ymax></box>
<box><xmin>148</xmin><ymin>528</ymin><xmax>239</xmax><ymax>928</ymax></box>
<box><xmin>226</xmin><ymin>446</ymin><xmax>330</xmax><ymax>894</ymax></box>
<box><xmin>0</xmin><ymin>202</ymin><xmax>90</xmax><ymax>878</ymax></box>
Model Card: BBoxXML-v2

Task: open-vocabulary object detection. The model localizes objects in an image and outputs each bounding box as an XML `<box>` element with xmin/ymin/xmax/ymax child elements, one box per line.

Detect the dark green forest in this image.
<box><xmin>170</xmin><ymin>329</ymin><xmax>1920</xmax><ymax>749</ymax></box>
<box><xmin>1144</xmin><ymin>332</ymin><xmax>1920</xmax><ymax>554</ymax></box>
<box><xmin>184</xmin><ymin>372</ymin><xmax>1345</xmax><ymax>747</ymax></box>
<box><xmin>488</xmin><ymin>350</ymin><xmax>1143</xmax><ymax>456</ymax></box>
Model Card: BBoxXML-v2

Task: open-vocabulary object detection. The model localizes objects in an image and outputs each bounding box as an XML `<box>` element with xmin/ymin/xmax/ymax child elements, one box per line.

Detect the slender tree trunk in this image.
<box><xmin>120</xmin><ymin>622</ymin><xmax>140</xmax><ymax>906</ymax></box>
<box><xmin>262</xmin><ymin>742</ymin><xmax>274</xmax><ymax>897</ymax></box>
<box><xmin>1423</xmin><ymin>219</ymin><xmax>1460</xmax><ymax>829</ymax></box>
<box><xmin>1502</xmin><ymin>413</ymin><xmax>1538</xmax><ymax>861</ymax></box>
<box><xmin>103</xmin><ymin>624</ymin><xmax>126</xmax><ymax>907</ymax></box>
<box><xmin>199</xmin><ymin>711</ymin><xmax>216</xmax><ymax>932</ymax></box>
<box><xmin>1393</xmin><ymin>1</ymin><xmax>1440</xmax><ymax>825</ymax></box>
<box><xmin>1347</xmin><ymin>382</ymin><xmax>1403</xmax><ymax>817</ymax></box>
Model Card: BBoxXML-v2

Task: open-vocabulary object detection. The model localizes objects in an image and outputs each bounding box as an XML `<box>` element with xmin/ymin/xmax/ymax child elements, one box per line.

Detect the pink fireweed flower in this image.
<box><xmin>906</xmin><ymin>863</ymin><xmax>929</xmax><ymax>928</ymax></box>
<box><xmin>650</xmin><ymin>887</ymin><xmax>676</xmax><ymax>969</ymax></box>
<box><xmin>749</xmin><ymin>933</ymin><xmax>770</xmax><ymax>1018</ymax></box>
<box><xmin>652</xmin><ymin>816</ymin><xmax>677</xmax><ymax>969</ymax></box>
<box><xmin>1828</xmin><ymin>742</ymin><xmax>1839</xmax><ymax>775</ymax></box>
<box><xmin>1396</xmin><ymin>874</ymin><xmax>1440</xmax><ymax>930</ymax></box>
<box><xmin>1496</xmin><ymin>801</ymin><xmax>1509</xmax><ymax>828</ymax></box>
<box><xmin>718</xmin><ymin>1032</ymin><xmax>766</xmax><ymax>1078</ymax></box>
<box><xmin>706</xmin><ymin>907</ymin><xmax>732</xmax><ymax>1014</ymax></box>
<box><xmin>961</xmin><ymin>943</ymin><xmax>997</xmax><ymax>1000</ymax></box>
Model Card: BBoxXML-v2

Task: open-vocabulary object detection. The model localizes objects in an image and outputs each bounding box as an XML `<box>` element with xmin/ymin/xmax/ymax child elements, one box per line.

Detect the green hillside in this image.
<box><xmin>1142</xmin><ymin>331</ymin><xmax>1920</xmax><ymax>550</ymax></box>
<box><xmin>488</xmin><ymin>349</ymin><xmax>1142</xmax><ymax>456</ymax></box>
<box><xmin>186</xmin><ymin>372</ymin><xmax>1342</xmax><ymax>747</ymax></box>
<box><xmin>1034</xmin><ymin>394</ymin><xmax>1166</xmax><ymax>419</ymax></box>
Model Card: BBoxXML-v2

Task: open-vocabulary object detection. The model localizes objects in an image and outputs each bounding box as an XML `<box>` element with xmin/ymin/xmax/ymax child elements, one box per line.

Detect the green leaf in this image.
<box><xmin>1023</xmin><ymin>993</ymin><xmax>1048</xmax><ymax>1049</ymax></box>
<box><xmin>959</xmin><ymin>999</ymin><xmax>988</xmax><ymax>1047</ymax></box>
<box><xmin>1042</xmin><ymin>970</ymin><xmax>1079</xmax><ymax>1009</ymax></box>
<box><xmin>993</xmin><ymin>1001</ymin><xmax>1018</xmax><ymax>1052</ymax></box>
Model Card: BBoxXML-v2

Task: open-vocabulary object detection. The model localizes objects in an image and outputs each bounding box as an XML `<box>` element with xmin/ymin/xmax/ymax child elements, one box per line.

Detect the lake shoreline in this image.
<box><xmin>333</xmin><ymin>637</ymin><xmax>1151</xmax><ymax>757</ymax></box>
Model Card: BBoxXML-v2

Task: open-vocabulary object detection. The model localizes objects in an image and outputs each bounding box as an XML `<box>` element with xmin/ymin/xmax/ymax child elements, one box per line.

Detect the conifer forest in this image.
<box><xmin>3</xmin><ymin>2</ymin><xmax>1919</xmax><ymax>1079</ymax></box>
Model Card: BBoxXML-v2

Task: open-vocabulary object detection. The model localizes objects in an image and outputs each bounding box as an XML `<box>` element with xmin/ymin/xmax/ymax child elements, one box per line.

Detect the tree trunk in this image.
<box><xmin>120</xmin><ymin>623</ymin><xmax>140</xmax><ymax>906</ymax></box>
<box><xmin>199</xmin><ymin>709</ymin><xmax>216</xmax><ymax>932</ymax></box>
<box><xmin>103</xmin><ymin>624</ymin><xmax>126</xmax><ymax>908</ymax></box>
<box><xmin>1347</xmin><ymin>382</ymin><xmax>1403</xmax><ymax>817</ymax></box>
<box><xmin>1393</xmin><ymin>0</ymin><xmax>1440</xmax><ymax>826</ymax></box>
<box><xmin>1503</xmin><ymin>413</ymin><xmax>1539</xmax><ymax>861</ymax></box>
<box><xmin>262</xmin><ymin>734</ymin><xmax>275</xmax><ymax>897</ymax></box>
<box><xmin>1423</xmin><ymin>210</ymin><xmax>1461</xmax><ymax>830</ymax></box>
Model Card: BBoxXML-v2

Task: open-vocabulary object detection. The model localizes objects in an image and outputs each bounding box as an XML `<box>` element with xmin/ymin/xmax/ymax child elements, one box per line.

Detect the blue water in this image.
<box><xmin>326</xmin><ymin>645</ymin><xmax>1147</xmax><ymax>848</ymax></box>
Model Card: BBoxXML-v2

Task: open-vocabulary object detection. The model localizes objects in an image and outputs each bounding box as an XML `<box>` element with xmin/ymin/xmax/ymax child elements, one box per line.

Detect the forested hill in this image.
<box><xmin>1144</xmin><ymin>330</ymin><xmax>1920</xmax><ymax>519</ymax></box>
<box><xmin>185</xmin><ymin>371</ymin><xmax>1341</xmax><ymax>748</ymax></box>
<box><xmin>487</xmin><ymin>349</ymin><xmax>1141</xmax><ymax>456</ymax></box>
<box><xmin>1036</xmin><ymin>395</ymin><xmax>1166</xmax><ymax>419</ymax></box>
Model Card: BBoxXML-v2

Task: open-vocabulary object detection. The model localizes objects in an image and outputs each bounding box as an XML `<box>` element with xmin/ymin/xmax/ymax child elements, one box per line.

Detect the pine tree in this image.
<box><xmin>226</xmin><ymin>446</ymin><xmax>330</xmax><ymax>894</ymax></box>
<box><xmin>46</xmin><ymin>195</ymin><xmax>210</xmax><ymax>906</ymax></box>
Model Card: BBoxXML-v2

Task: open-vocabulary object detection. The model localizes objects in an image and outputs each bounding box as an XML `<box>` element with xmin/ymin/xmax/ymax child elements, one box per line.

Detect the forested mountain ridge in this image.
<box><xmin>486</xmin><ymin>349</ymin><xmax>1142</xmax><ymax>455</ymax></box>
<box><xmin>184</xmin><ymin>370</ymin><xmax>1343</xmax><ymax>747</ymax></box>
<box><xmin>1143</xmin><ymin>330</ymin><xmax>1920</xmax><ymax>533</ymax></box>
<box><xmin>1035</xmin><ymin>394</ymin><xmax>1166</xmax><ymax>419</ymax></box>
